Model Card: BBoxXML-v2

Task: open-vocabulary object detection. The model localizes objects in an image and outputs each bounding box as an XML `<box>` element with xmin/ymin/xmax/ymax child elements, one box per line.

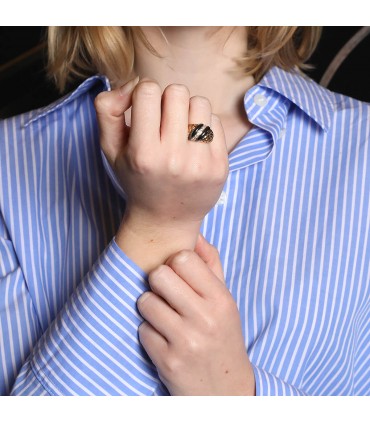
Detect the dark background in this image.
<box><xmin>0</xmin><ymin>27</ymin><xmax>369</xmax><ymax>119</ymax></box>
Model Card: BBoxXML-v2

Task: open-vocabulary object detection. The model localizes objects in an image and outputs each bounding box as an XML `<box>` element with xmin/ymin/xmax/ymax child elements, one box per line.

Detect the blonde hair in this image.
<box><xmin>47</xmin><ymin>26</ymin><xmax>322</xmax><ymax>94</ymax></box>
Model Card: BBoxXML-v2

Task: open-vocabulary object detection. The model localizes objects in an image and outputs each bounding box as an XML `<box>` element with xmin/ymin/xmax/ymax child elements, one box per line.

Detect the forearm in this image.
<box><xmin>10</xmin><ymin>238</ymin><xmax>164</xmax><ymax>396</ymax></box>
<box><xmin>115</xmin><ymin>210</ymin><xmax>201</xmax><ymax>273</ymax></box>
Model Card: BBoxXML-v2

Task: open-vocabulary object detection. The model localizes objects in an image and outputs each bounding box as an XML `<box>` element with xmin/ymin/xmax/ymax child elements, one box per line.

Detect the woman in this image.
<box><xmin>0</xmin><ymin>27</ymin><xmax>369</xmax><ymax>396</ymax></box>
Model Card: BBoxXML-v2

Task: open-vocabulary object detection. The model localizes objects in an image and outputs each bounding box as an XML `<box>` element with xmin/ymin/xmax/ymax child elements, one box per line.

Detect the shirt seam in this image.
<box><xmin>30</xmin><ymin>358</ymin><xmax>59</xmax><ymax>396</ymax></box>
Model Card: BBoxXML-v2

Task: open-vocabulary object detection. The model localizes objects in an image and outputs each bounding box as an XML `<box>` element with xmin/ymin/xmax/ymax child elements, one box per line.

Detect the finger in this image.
<box><xmin>188</xmin><ymin>95</ymin><xmax>212</xmax><ymax>130</ymax></box>
<box><xmin>130</xmin><ymin>79</ymin><xmax>162</xmax><ymax>149</ymax></box>
<box><xmin>138</xmin><ymin>321</ymin><xmax>168</xmax><ymax>366</ymax></box>
<box><xmin>165</xmin><ymin>249</ymin><xmax>226</xmax><ymax>299</ymax></box>
<box><xmin>148</xmin><ymin>265</ymin><xmax>202</xmax><ymax>317</ymax></box>
<box><xmin>194</xmin><ymin>234</ymin><xmax>225</xmax><ymax>282</ymax></box>
<box><xmin>160</xmin><ymin>84</ymin><xmax>190</xmax><ymax>145</ymax></box>
<box><xmin>137</xmin><ymin>291</ymin><xmax>182</xmax><ymax>342</ymax></box>
<box><xmin>187</xmin><ymin>96</ymin><xmax>213</xmax><ymax>165</ymax></box>
<box><xmin>94</xmin><ymin>76</ymin><xmax>139</xmax><ymax>164</ymax></box>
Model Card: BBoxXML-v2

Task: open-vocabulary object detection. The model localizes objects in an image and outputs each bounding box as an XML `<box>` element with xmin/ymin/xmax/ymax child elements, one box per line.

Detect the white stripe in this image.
<box><xmin>63</xmin><ymin>303</ymin><xmax>153</xmax><ymax>392</ymax></box>
<box><xmin>1</xmin><ymin>69</ymin><xmax>369</xmax><ymax>396</ymax></box>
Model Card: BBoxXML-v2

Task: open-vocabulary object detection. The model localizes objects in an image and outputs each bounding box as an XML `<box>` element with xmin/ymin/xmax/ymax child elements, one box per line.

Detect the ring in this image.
<box><xmin>188</xmin><ymin>123</ymin><xmax>214</xmax><ymax>143</ymax></box>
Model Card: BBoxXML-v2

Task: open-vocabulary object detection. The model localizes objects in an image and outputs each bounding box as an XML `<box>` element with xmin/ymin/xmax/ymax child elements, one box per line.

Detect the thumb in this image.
<box><xmin>194</xmin><ymin>234</ymin><xmax>225</xmax><ymax>283</ymax></box>
<box><xmin>94</xmin><ymin>75</ymin><xmax>140</xmax><ymax>165</ymax></box>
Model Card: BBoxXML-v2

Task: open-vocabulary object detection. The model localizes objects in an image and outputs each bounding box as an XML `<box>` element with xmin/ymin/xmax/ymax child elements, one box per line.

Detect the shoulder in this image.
<box><xmin>0</xmin><ymin>74</ymin><xmax>111</xmax><ymax>142</ymax></box>
<box><xmin>326</xmin><ymin>90</ymin><xmax>370</xmax><ymax>158</ymax></box>
<box><xmin>0</xmin><ymin>74</ymin><xmax>113</xmax><ymax>229</ymax></box>
<box><xmin>296</xmin><ymin>70</ymin><xmax>370</xmax><ymax>136</ymax></box>
<box><xmin>330</xmin><ymin>89</ymin><xmax>370</xmax><ymax>124</ymax></box>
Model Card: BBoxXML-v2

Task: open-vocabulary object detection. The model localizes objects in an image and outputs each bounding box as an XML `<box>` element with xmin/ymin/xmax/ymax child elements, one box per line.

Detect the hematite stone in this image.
<box><xmin>188</xmin><ymin>124</ymin><xmax>213</xmax><ymax>142</ymax></box>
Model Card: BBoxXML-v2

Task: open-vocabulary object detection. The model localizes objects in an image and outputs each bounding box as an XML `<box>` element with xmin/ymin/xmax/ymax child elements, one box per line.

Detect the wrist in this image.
<box><xmin>123</xmin><ymin>208</ymin><xmax>202</xmax><ymax>238</ymax></box>
<box><xmin>115</xmin><ymin>211</ymin><xmax>201</xmax><ymax>273</ymax></box>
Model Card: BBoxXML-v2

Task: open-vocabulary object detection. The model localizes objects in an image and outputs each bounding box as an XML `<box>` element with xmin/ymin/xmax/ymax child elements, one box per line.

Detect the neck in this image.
<box><xmin>121</xmin><ymin>27</ymin><xmax>255</xmax><ymax>151</ymax></box>
<box><xmin>130</xmin><ymin>27</ymin><xmax>254</xmax><ymax>118</ymax></box>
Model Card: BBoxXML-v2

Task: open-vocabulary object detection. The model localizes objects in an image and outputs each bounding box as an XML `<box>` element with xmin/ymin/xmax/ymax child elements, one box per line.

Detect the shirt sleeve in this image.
<box><xmin>9</xmin><ymin>237</ymin><xmax>166</xmax><ymax>396</ymax></box>
<box><xmin>251</xmin><ymin>365</ymin><xmax>307</xmax><ymax>396</ymax></box>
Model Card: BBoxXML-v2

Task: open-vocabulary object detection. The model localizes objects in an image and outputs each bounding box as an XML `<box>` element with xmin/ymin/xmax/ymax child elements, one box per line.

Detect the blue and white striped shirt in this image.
<box><xmin>0</xmin><ymin>66</ymin><xmax>369</xmax><ymax>396</ymax></box>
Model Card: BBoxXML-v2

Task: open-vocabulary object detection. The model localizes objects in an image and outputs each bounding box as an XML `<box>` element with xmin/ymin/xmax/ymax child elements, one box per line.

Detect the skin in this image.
<box><xmin>123</xmin><ymin>27</ymin><xmax>254</xmax><ymax>154</ymax></box>
<box><xmin>94</xmin><ymin>26</ymin><xmax>256</xmax><ymax>395</ymax></box>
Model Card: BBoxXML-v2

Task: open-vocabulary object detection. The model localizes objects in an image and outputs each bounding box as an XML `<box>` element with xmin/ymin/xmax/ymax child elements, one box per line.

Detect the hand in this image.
<box><xmin>94</xmin><ymin>77</ymin><xmax>229</xmax><ymax>232</ymax></box>
<box><xmin>137</xmin><ymin>234</ymin><xmax>256</xmax><ymax>396</ymax></box>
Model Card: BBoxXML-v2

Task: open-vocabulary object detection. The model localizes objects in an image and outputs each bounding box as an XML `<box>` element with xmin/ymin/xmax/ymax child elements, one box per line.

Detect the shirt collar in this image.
<box><xmin>228</xmin><ymin>67</ymin><xmax>335</xmax><ymax>172</ymax></box>
<box><xmin>22</xmin><ymin>68</ymin><xmax>336</xmax><ymax>178</ymax></box>
<box><xmin>24</xmin><ymin>67</ymin><xmax>334</xmax><ymax>133</ymax></box>
<box><xmin>256</xmin><ymin>66</ymin><xmax>335</xmax><ymax>132</ymax></box>
<box><xmin>23</xmin><ymin>74</ymin><xmax>111</xmax><ymax>127</ymax></box>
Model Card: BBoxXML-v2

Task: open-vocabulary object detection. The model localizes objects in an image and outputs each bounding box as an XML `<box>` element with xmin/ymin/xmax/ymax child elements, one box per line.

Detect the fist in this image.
<box><xmin>94</xmin><ymin>77</ymin><xmax>229</xmax><ymax>232</ymax></box>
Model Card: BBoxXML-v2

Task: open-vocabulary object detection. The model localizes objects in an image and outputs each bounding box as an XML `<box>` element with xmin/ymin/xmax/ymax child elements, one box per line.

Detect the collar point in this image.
<box><xmin>23</xmin><ymin>74</ymin><xmax>111</xmax><ymax>127</ymax></box>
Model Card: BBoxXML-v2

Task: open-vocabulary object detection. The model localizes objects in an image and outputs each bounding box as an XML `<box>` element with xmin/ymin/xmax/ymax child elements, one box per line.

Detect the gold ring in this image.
<box><xmin>188</xmin><ymin>123</ymin><xmax>214</xmax><ymax>143</ymax></box>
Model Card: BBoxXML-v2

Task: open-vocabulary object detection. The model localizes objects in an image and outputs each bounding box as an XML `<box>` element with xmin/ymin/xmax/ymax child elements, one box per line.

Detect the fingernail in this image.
<box><xmin>138</xmin><ymin>76</ymin><xmax>152</xmax><ymax>82</ymax></box>
<box><xmin>174</xmin><ymin>250</ymin><xmax>192</xmax><ymax>264</ymax></box>
<box><xmin>119</xmin><ymin>75</ymin><xmax>140</xmax><ymax>97</ymax></box>
<box><xmin>138</xmin><ymin>291</ymin><xmax>151</xmax><ymax>305</ymax></box>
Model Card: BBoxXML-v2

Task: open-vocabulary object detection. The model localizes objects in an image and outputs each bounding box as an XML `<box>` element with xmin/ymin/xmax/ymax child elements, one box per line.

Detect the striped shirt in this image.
<box><xmin>0</xmin><ymin>66</ymin><xmax>369</xmax><ymax>396</ymax></box>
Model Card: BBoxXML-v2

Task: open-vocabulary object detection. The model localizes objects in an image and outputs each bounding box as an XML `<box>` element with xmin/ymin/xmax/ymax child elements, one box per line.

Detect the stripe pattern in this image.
<box><xmin>0</xmin><ymin>67</ymin><xmax>369</xmax><ymax>395</ymax></box>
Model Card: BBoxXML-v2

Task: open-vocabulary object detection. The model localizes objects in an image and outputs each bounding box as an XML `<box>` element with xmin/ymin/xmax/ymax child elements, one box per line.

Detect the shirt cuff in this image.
<box><xmin>28</xmin><ymin>238</ymin><xmax>163</xmax><ymax>395</ymax></box>
<box><xmin>252</xmin><ymin>364</ymin><xmax>307</xmax><ymax>396</ymax></box>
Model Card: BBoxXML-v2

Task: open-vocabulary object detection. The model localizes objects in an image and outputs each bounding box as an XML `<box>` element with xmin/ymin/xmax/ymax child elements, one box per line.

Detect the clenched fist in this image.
<box><xmin>94</xmin><ymin>76</ymin><xmax>229</xmax><ymax>271</ymax></box>
<box><xmin>95</xmin><ymin>76</ymin><xmax>229</xmax><ymax>226</ymax></box>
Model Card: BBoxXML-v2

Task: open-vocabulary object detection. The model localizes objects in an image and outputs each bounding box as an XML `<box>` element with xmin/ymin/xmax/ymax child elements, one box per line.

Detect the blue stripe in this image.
<box><xmin>1</xmin><ymin>66</ymin><xmax>369</xmax><ymax>396</ymax></box>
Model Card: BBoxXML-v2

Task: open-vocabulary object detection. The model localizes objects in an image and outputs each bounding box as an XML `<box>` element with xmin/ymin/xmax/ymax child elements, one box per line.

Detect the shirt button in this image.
<box><xmin>253</xmin><ymin>94</ymin><xmax>268</xmax><ymax>107</ymax></box>
<box><xmin>217</xmin><ymin>191</ymin><xmax>227</xmax><ymax>206</ymax></box>
<box><xmin>280</xmin><ymin>128</ymin><xmax>286</xmax><ymax>138</ymax></box>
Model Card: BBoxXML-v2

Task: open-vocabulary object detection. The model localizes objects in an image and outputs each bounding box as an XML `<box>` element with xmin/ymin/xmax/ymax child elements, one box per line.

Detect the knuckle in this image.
<box><xmin>162</xmin><ymin>355</ymin><xmax>182</xmax><ymax>376</ymax></box>
<box><xmin>164</xmin><ymin>83</ymin><xmax>190</xmax><ymax>99</ymax></box>
<box><xmin>211</xmin><ymin>113</ymin><xmax>220</xmax><ymax>123</ymax></box>
<box><xmin>182</xmin><ymin>160</ymin><xmax>205</xmax><ymax>182</ymax></box>
<box><xmin>219</xmin><ymin>293</ymin><xmax>238</xmax><ymax>314</ymax></box>
<box><xmin>183</xmin><ymin>335</ymin><xmax>201</xmax><ymax>355</ymax></box>
<box><xmin>209</xmin><ymin>244</ymin><xmax>220</xmax><ymax>259</ymax></box>
<box><xmin>166</xmin><ymin>154</ymin><xmax>183</xmax><ymax>177</ymax></box>
<box><xmin>127</xmin><ymin>152</ymin><xmax>152</xmax><ymax>174</ymax></box>
<box><xmin>135</xmin><ymin>80</ymin><xmax>161</xmax><ymax>98</ymax></box>
<box><xmin>190</xmin><ymin>95</ymin><xmax>212</xmax><ymax>111</ymax></box>
<box><xmin>94</xmin><ymin>91</ymin><xmax>115</xmax><ymax>113</ymax></box>
<box><xmin>200</xmin><ymin>315</ymin><xmax>219</xmax><ymax>336</ymax></box>
<box><xmin>188</xmin><ymin>160</ymin><xmax>204</xmax><ymax>176</ymax></box>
